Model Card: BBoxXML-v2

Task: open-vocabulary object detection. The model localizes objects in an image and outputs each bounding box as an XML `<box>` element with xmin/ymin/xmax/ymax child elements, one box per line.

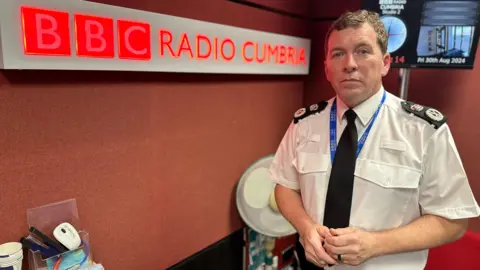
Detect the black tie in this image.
<box><xmin>323</xmin><ymin>109</ymin><xmax>358</xmax><ymax>229</ymax></box>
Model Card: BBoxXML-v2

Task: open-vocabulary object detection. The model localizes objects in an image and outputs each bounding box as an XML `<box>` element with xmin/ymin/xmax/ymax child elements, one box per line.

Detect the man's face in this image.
<box><xmin>324</xmin><ymin>23</ymin><xmax>390</xmax><ymax>107</ymax></box>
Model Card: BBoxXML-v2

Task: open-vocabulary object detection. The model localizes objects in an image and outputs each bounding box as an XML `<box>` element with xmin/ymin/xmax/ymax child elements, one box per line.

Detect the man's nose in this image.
<box><xmin>343</xmin><ymin>54</ymin><xmax>358</xmax><ymax>72</ymax></box>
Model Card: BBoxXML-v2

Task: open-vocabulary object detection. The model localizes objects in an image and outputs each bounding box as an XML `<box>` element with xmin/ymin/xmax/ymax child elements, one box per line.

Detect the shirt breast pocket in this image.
<box><xmin>352</xmin><ymin>159</ymin><xmax>422</xmax><ymax>230</ymax></box>
<box><xmin>292</xmin><ymin>151</ymin><xmax>330</xmax><ymax>195</ymax></box>
<box><xmin>293</xmin><ymin>151</ymin><xmax>330</xmax><ymax>174</ymax></box>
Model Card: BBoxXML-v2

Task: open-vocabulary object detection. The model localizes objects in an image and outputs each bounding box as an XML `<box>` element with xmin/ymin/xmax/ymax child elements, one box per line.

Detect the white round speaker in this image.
<box><xmin>236</xmin><ymin>155</ymin><xmax>296</xmax><ymax>238</ymax></box>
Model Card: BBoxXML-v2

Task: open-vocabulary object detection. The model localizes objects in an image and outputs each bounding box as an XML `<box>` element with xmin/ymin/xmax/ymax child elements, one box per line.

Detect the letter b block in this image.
<box><xmin>21</xmin><ymin>6</ymin><xmax>71</xmax><ymax>56</ymax></box>
<box><xmin>74</xmin><ymin>14</ymin><xmax>114</xmax><ymax>58</ymax></box>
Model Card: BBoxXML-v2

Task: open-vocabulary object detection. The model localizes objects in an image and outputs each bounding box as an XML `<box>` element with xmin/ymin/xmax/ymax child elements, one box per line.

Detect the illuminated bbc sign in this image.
<box><xmin>0</xmin><ymin>0</ymin><xmax>311</xmax><ymax>74</ymax></box>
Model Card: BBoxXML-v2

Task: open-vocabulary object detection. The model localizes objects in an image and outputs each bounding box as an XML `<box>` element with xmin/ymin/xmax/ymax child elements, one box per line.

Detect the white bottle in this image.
<box><xmin>272</xmin><ymin>256</ymin><xmax>278</xmax><ymax>270</ymax></box>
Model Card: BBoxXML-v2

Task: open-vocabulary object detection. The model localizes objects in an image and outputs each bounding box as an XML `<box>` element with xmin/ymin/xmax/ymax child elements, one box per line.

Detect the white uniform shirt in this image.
<box><xmin>269</xmin><ymin>88</ymin><xmax>480</xmax><ymax>270</ymax></box>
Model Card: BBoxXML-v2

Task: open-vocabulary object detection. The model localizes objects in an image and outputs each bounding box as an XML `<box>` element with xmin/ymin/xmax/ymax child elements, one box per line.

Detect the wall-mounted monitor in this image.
<box><xmin>362</xmin><ymin>0</ymin><xmax>480</xmax><ymax>69</ymax></box>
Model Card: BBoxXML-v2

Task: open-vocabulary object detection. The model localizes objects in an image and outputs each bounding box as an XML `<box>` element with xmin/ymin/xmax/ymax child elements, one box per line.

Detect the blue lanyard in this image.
<box><xmin>329</xmin><ymin>91</ymin><xmax>386</xmax><ymax>164</ymax></box>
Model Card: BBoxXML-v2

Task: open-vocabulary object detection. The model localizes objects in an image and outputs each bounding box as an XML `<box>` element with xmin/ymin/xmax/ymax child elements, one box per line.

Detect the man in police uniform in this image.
<box><xmin>269</xmin><ymin>9</ymin><xmax>480</xmax><ymax>270</ymax></box>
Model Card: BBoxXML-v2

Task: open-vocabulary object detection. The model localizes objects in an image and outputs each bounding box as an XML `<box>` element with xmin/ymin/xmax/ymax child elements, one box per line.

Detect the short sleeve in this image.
<box><xmin>419</xmin><ymin>124</ymin><xmax>480</xmax><ymax>220</ymax></box>
<box><xmin>269</xmin><ymin>121</ymin><xmax>307</xmax><ymax>191</ymax></box>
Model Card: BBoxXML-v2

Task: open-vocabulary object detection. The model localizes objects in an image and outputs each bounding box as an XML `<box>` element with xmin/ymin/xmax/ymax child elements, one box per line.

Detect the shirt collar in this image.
<box><xmin>336</xmin><ymin>86</ymin><xmax>385</xmax><ymax>126</ymax></box>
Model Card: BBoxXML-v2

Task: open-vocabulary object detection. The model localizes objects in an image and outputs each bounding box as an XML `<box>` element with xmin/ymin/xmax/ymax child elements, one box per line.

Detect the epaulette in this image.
<box><xmin>293</xmin><ymin>101</ymin><xmax>328</xmax><ymax>124</ymax></box>
<box><xmin>401</xmin><ymin>101</ymin><xmax>447</xmax><ymax>129</ymax></box>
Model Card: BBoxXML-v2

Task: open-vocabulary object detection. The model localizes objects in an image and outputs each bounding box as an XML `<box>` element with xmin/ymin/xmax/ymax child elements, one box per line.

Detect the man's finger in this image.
<box><xmin>305</xmin><ymin>242</ymin><xmax>329</xmax><ymax>265</ymax></box>
<box><xmin>325</xmin><ymin>233</ymin><xmax>354</xmax><ymax>247</ymax></box>
<box><xmin>324</xmin><ymin>242</ymin><xmax>356</xmax><ymax>256</ymax></box>
<box><xmin>316</xmin><ymin>226</ymin><xmax>331</xmax><ymax>238</ymax></box>
<box><xmin>330</xmin><ymin>227</ymin><xmax>355</xmax><ymax>236</ymax></box>
<box><xmin>325</xmin><ymin>234</ymin><xmax>348</xmax><ymax>247</ymax></box>
<box><xmin>312</xmin><ymin>245</ymin><xmax>337</xmax><ymax>265</ymax></box>
<box><xmin>305</xmin><ymin>253</ymin><xmax>322</xmax><ymax>267</ymax></box>
<box><xmin>309</xmin><ymin>239</ymin><xmax>336</xmax><ymax>265</ymax></box>
<box><xmin>338</xmin><ymin>254</ymin><xmax>361</xmax><ymax>266</ymax></box>
<box><xmin>338</xmin><ymin>253</ymin><xmax>355</xmax><ymax>262</ymax></box>
<box><xmin>323</xmin><ymin>245</ymin><xmax>337</xmax><ymax>260</ymax></box>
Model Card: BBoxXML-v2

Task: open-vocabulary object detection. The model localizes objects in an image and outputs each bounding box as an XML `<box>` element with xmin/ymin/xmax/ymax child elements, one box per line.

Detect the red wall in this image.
<box><xmin>0</xmin><ymin>0</ymin><xmax>309</xmax><ymax>268</ymax></box>
<box><xmin>305</xmin><ymin>0</ymin><xmax>480</xmax><ymax>232</ymax></box>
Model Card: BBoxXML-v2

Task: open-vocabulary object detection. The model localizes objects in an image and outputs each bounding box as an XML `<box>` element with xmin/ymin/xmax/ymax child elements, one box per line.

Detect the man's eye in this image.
<box><xmin>332</xmin><ymin>52</ymin><xmax>343</xmax><ymax>58</ymax></box>
<box><xmin>358</xmin><ymin>49</ymin><xmax>369</xmax><ymax>54</ymax></box>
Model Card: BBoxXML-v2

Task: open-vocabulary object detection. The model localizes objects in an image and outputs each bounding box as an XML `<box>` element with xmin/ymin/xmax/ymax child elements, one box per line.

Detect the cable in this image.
<box><xmin>78</xmin><ymin>240</ymin><xmax>89</xmax><ymax>268</ymax></box>
<box><xmin>54</xmin><ymin>256</ymin><xmax>63</xmax><ymax>270</ymax></box>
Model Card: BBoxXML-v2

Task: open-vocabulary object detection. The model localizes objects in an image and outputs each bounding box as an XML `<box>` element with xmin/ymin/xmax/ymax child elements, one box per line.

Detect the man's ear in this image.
<box><xmin>381</xmin><ymin>52</ymin><xmax>391</xmax><ymax>77</ymax></box>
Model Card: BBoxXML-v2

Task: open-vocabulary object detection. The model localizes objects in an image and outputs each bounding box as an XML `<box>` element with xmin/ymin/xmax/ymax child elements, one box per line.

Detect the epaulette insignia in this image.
<box><xmin>401</xmin><ymin>101</ymin><xmax>447</xmax><ymax>129</ymax></box>
<box><xmin>293</xmin><ymin>101</ymin><xmax>328</xmax><ymax>124</ymax></box>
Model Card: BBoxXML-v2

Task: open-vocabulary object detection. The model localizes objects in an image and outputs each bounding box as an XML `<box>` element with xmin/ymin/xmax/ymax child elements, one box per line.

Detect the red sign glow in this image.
<box><xmin>20</xmin><ymin>5</ymin><xmax>306</xmax><ymax>66</ymax></box>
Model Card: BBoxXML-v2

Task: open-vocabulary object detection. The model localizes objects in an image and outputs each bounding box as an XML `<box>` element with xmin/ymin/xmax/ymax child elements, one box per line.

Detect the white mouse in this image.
<box><xmin>53</xmin><ymin>222</ymin><xmax>81</xmax><ymax>251</ymax></box>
